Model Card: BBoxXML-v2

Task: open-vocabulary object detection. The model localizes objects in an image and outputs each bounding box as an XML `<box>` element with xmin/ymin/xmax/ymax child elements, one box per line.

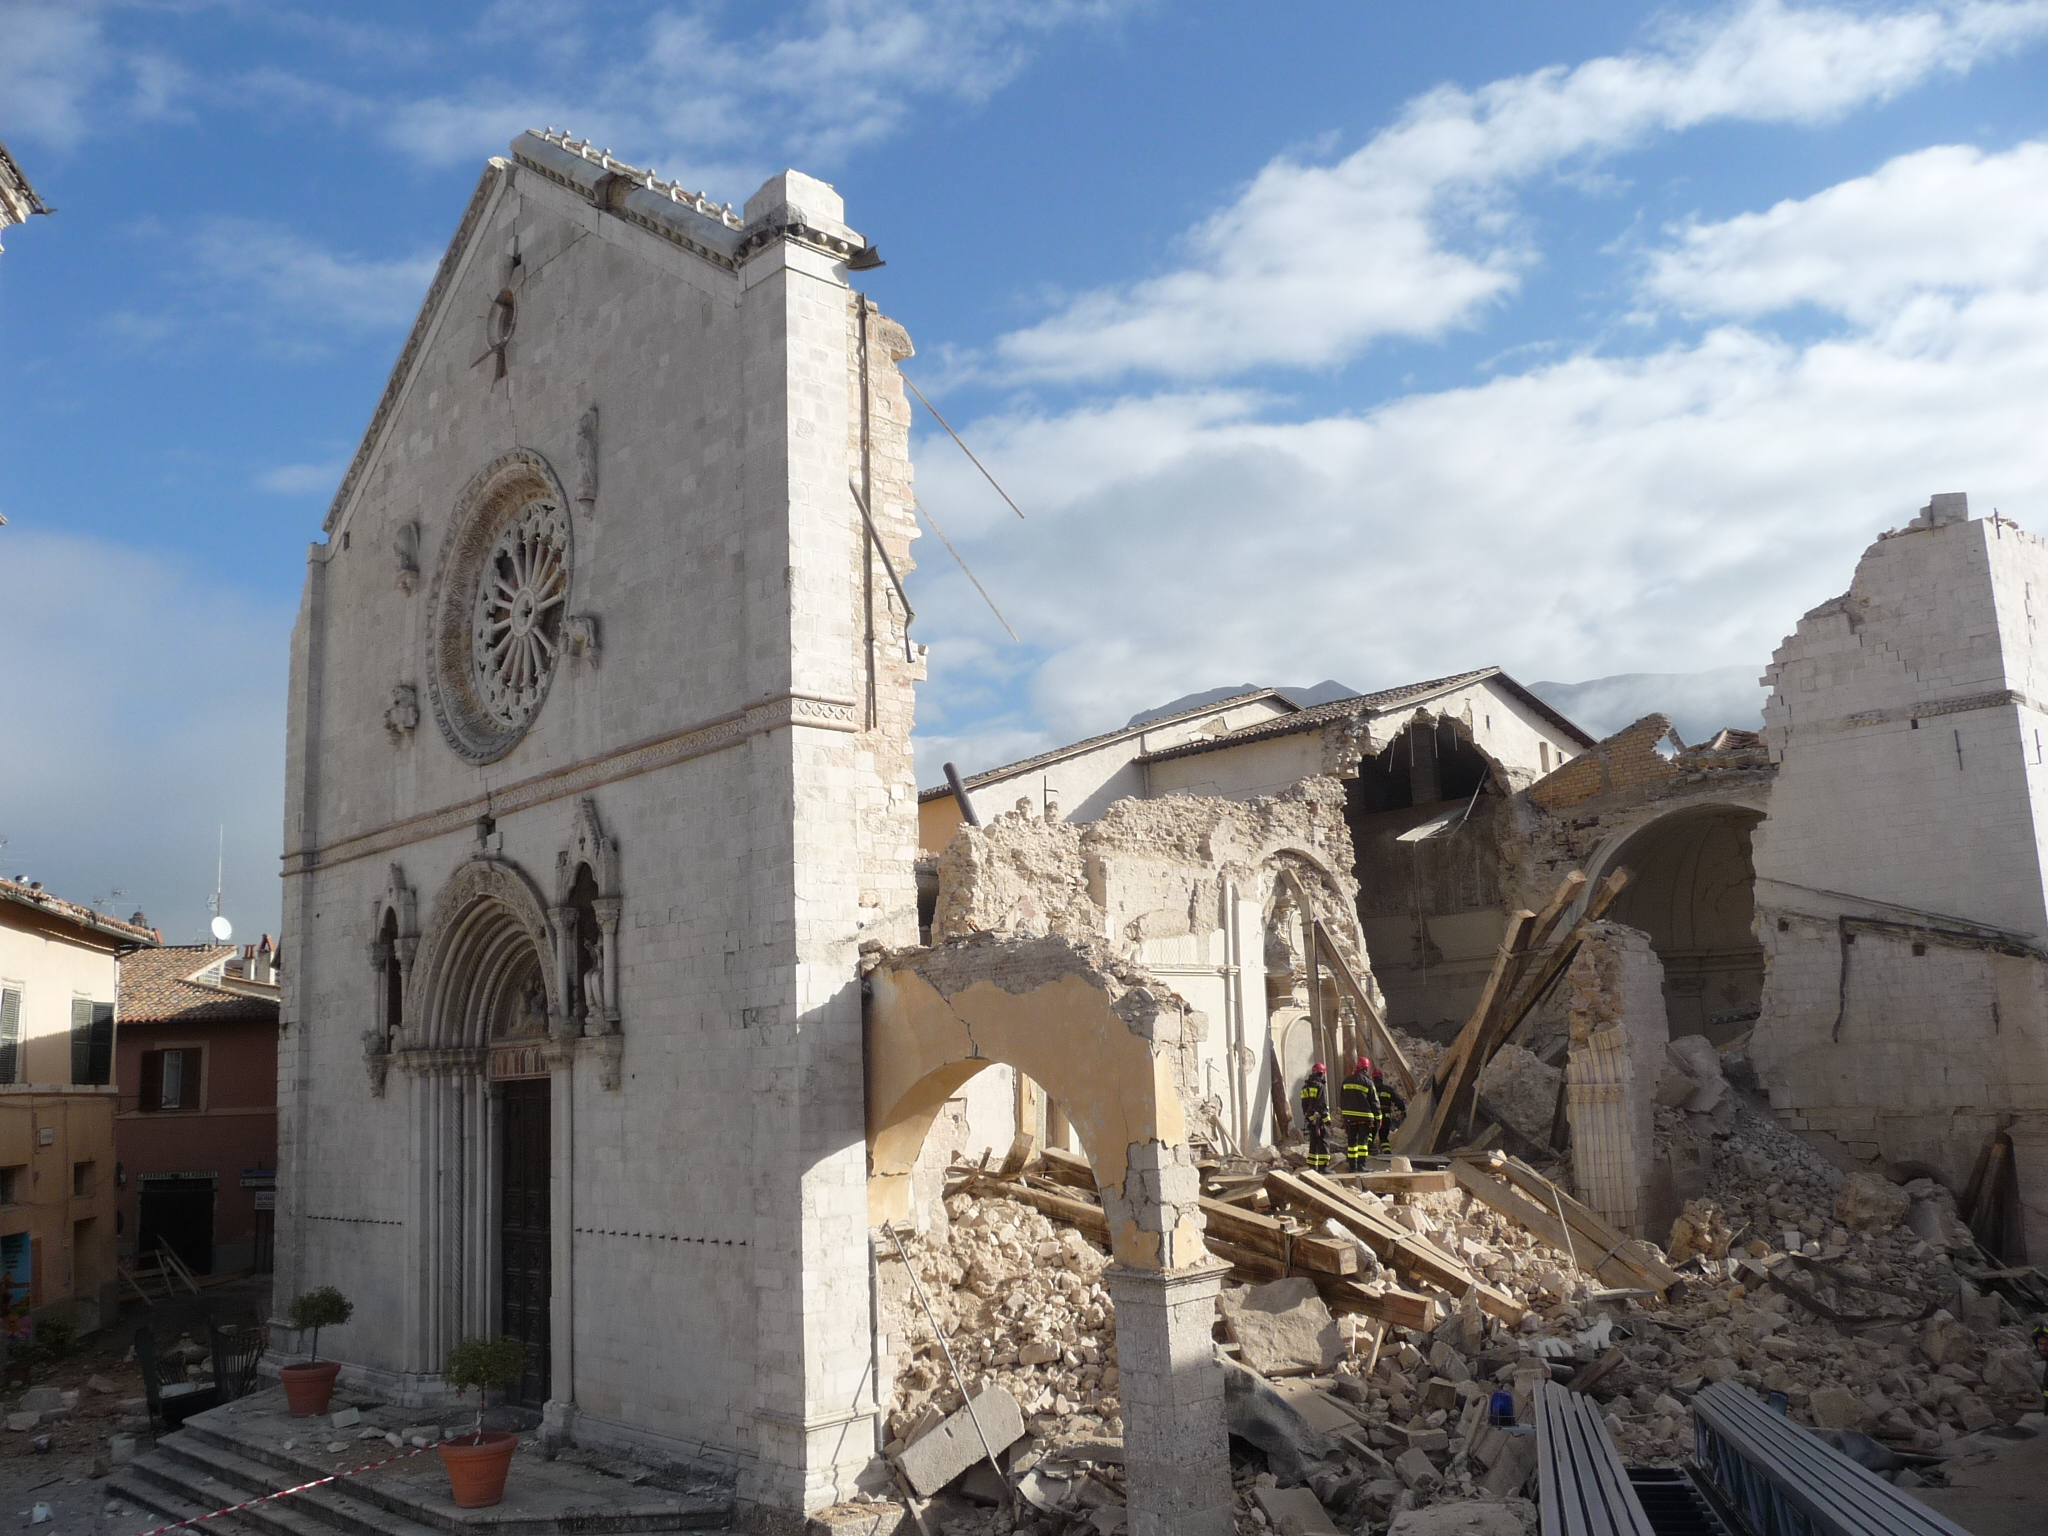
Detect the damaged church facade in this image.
<box><xmin>280</xmin><ymin>128</ymin><xmax>2048</xmax><ymax>1533</ymax></box>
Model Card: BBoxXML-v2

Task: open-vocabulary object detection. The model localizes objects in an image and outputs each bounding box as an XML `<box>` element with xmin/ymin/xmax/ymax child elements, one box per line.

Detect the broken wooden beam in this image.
<box><xmin>1267</xmin><ymin>1168</ymin><xmax>1526</xmax><ymax>1325</ymax></box>
<box><xmin>967</xmin><ymin>1177</ymin><xmax>1110</xmax><ymax>1244</ymax></box>
<box><xmin>1491</xmin><ymin>1156</ymin><xmax>1681</xmax><ymax>1293</ymax></box>
<box><xmin>1450</xmin><ymin>1159</ymin><xmax>1667</xmax><ymax>1296</ymax></box>
<box><xmin>1331</xmin><ymin>1168</ymin><xmax>1456</xmax><ymax>1196</ymax></box>
<box><xmin>1038</xmin><ymin>1146</ymin><xmax>1098</xmax><ymax>1191</ymax></box>
<box><xmin>1198</xmin><ymin>1196</ymin><xmax>1357</xmax><ymax>1276</ymax></box>
<box><xmin>1202</xmin><ymin>1237</ymin><xmax>1438</xmax><ymax>1332</ymax></box>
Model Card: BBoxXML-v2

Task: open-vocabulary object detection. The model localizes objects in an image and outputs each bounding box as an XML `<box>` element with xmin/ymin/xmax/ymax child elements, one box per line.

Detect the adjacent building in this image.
<box><xmin>0</xmin><ymin>139</ymin><xmax>50</xmax><ymax>254</ymax></box>
<box><xmin>0</xmin><ymin>876</ymin><xmax>155</xmax><ymax>1334</ymax></box>
<box><xmin>115</xmin><ymin>940</ymin><xmax>281</xmax><ymax>1276</ymax></box>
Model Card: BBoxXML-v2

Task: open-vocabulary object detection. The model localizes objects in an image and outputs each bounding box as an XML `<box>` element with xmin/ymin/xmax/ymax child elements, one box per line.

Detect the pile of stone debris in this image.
<box><xmin>877</xmin><ymin>1081</ymin><xmax>2048</xmax><ymax>1535</ymax></box>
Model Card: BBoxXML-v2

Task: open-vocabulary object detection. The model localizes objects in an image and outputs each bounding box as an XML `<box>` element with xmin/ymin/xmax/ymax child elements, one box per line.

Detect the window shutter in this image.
<box><xmin>140</xmin><ymin>1051</ymin><xmax>164</xmax><ymax>1112</ymax></box>
<box><xmin>89</xmin><ymin>1003</ymin><xmax>114</xmax><ymax>1087</ymax></box>
<box><xmin>70</xmin><ymin>999</ymin><xmax>92</xmax><ymax>1084</ymax></box>
<box><xmin>0</xmin><ymin>989</ymin><xmax>19</xmax><ymax>1085</ymax></box>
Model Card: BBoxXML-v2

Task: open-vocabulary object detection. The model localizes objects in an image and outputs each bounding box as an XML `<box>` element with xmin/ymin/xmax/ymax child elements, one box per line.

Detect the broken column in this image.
<box><xmin>1563</xmin><ymin>922</ymin><xmax>1669</xmax><ymax>1238</ymax></box>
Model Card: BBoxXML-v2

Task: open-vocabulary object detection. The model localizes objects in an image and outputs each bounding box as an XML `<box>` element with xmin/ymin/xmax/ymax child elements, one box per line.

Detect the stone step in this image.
<box><xmin>150</xmin><ymin>1430</ymin><xmax>451</xmax><ymax>1536</ymax></box>
<box><xmin>172</xmin><ymin>1393</ymin><xmax>733</xmax><ymax>1535</ymax></box>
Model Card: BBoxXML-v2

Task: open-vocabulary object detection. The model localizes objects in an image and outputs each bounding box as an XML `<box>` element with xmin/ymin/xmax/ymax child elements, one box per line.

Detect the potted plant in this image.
<box><xmin>279</xmin><ymin>1286</ymin><xmax>353</xmax><ymax>1416</ymax></box>
<box><xmin>438</xmin><ymin>1336</ymin><xmax>527</xmax><ymax>1508</ymax></box>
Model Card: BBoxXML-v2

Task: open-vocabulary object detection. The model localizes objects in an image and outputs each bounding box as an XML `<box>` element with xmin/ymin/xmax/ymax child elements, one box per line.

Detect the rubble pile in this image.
<box><xmin>882</xmin><ymin>1194</ymin><xmax>1122</xmax><ymax>1457</ymax></box>
<box><xmin>881</xmin><ymin>1072</ymin><xmax>2048</xmax><ymax>1533</ymax></box>
<box><xmin>1394</xmin><ymin>1038</ymin><xmax>1560</xmax><ymax>1150</ymax></box>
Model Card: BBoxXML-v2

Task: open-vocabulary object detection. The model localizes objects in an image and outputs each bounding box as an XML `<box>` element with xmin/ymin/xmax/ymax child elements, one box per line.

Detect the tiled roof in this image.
<box><xmin>119</xmin><ymin>946</ymin><xmax>279</xmax><ymax>1026</ymax></box>
<box><xmin>0</xmin><ymin>876</ymin><xmax>160</xmax><ymax>946</ymax></box>
<box><xmin>1140</xmin><ymin>666</ymin><xmax>1595</xmax><ymax>765</ymax></box>
<box><xmin>916</xmin><ymin>688</ymin><xmax>1294</xmax><ymax>802</ymax></box>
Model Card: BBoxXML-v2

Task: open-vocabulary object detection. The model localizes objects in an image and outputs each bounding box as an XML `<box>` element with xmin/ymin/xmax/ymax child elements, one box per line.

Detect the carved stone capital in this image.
<box><xmin>361</xmin><ymin>1029</ymin><xmax>392</xmax><ymax>1097</ymax></box>
<box><xmin>584</xmin><ymin>1031</ymin><xmax>623</xmax><ymax>1091</ymax></box>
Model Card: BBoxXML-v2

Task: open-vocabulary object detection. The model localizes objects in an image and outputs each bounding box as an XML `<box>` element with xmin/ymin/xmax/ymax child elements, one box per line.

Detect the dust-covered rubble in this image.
<box><xmin>879</xmin><ymin>1066</ymin><xmax>2048</xmax><ymax>1534</ymax></box>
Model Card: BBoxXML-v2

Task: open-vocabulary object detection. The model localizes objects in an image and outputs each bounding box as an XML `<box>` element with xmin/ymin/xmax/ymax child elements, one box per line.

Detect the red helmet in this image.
<box><xmin>1371</xmin><ymin>1068</ymin><xmax>1385</xmax><ymax>1081</ymax></box>
<box><xmin>1356</xmin><ymin>1056</ymin><xmax>1372</xmax><ymax>1073</ymax></box>
<box><xmin>1310</xmin><ymin>1062</ymin><xmax>1326</xmax><ymax>1075</ymax></box>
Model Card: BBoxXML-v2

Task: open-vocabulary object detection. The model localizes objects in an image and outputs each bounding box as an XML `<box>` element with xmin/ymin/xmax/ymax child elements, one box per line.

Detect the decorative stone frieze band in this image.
<box><xmin>283</xmin><ymin>689</ymin><xmax>860</xmax><ymax>876</ymax></box>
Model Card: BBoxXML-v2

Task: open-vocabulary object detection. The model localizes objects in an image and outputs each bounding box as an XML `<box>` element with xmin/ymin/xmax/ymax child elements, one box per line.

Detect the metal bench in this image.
<box><xmin>1536</xmin><ymin>1380</ymin><xmax>1658</xmax><ymax>1536</ymax></box>
<box><xmin>1690</xmin><ymin>1381</ymin><xmax>1973</xmax><ymax>1536</ymax></box>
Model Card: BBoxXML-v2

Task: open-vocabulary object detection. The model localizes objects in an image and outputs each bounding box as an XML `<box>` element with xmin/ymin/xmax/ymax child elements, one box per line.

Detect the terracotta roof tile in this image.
<box><xmin>0</xmin><ymin>876</ymin><xmax>160</xmax><ymax>945</ymax></box>
<box><xmin>119</xmin><ymin>945</ymin><xmax>278</xmax><ymax>1026</ymax></box>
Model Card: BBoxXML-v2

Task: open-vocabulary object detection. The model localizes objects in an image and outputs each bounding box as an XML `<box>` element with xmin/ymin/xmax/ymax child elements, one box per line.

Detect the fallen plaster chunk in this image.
<box><xmin>896</xmin><ymin>1385</ymin><xmax>1024</xmax><ymax>1497</ymax></box>
<box><xmin>1216</xmin><ymin>1277</ymin><xmax>1342</xmax><ymax>1376</ymax></box>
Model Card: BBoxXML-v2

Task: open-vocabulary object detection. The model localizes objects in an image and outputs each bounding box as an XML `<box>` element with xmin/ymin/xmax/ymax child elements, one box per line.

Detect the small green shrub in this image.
<box><xmin>287</xmin><ymin>1286</ymin><xmax>354</xmax><ymax>1362</ymax></box>
<box><xmin>445</xmin><ymin>1336</ymin><xmax>528</xmax><ymax>1433</ymax></box>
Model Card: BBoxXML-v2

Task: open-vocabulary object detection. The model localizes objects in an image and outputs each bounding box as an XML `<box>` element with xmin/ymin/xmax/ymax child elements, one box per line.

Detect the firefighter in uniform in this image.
<box><xmin>1300</xmin><ymin>1063</ymin><xmax>1332</xmax><ymax>1171</ymax></box>
<box><xmin>1341</xmin><ymin>1057</ymin><xmax>1378</xmax><ymax>1166</ymax></box>
<box><xmin>1371</xmin><ymin>1066</ymin><xmax>1406</xmax><ymax>1155</ymax></box>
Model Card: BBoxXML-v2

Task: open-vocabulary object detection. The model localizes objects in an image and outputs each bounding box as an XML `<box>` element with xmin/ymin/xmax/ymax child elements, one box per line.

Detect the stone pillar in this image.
<box><xmin>1564</xmin><ymin>922</ymin><xmax>1669</xmax><ymax>1238</ymax></box>
<box><xmin>1105</xmin><ymin>1262</ymin><xmax>1234</xmax><ymax>1536</ymax></box>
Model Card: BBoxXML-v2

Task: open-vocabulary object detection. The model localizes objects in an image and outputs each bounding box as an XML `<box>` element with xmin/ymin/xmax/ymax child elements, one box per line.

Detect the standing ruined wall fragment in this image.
<box><xmin>1751</xmin><ymin>494</ymin><xmax>2048</xmax><ymax>1258</ymax></box>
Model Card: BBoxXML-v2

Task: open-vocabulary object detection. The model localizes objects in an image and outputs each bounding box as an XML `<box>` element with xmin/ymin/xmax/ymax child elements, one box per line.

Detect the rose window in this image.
<box><xmin>470</xmin><ymin>497</ymin><xmax>570</xmax><ymax>730</ymax></box>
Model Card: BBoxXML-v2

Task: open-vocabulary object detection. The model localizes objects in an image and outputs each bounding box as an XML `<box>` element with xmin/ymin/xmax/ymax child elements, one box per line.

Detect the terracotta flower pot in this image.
<box><xmin>280</xmin><ymin>1361</ymin><xmax>342</xmax><ymax>1417</ymax></box>
<box><xmin>438</xmin><ymin>1431</ymin><xmax>517</xmax><ymax>1508</ymax></box>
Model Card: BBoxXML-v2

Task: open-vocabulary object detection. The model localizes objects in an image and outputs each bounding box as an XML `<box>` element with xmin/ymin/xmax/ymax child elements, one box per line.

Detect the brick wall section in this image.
<box><xmin>1525</xmin><ymin>714</ymin><xmax>1678</xmax><ymax>813</ymax></box>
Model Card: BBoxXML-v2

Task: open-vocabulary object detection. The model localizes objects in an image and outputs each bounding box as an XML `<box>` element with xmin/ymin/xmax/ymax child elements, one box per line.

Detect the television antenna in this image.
<box><xmin>209</xmin><ymin>826</ymin><xmax>232</xmax><ymax>942</ymax></box>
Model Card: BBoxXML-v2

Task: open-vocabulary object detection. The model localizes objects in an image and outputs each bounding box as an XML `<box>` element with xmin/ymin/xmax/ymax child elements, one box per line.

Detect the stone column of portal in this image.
<box><xmin>1105</xmin><ymin>1262</ymin><xmax>1235</xmax><ymax>1536</ymax></box>
<box><xmin>1098</xmin><ymin>1139</ymin><xmax>1234</xmax><ymax>1536</ymax></box>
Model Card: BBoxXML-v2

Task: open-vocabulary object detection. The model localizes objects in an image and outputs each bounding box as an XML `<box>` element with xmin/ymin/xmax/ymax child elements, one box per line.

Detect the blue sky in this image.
<box><xmin>4</xmin><ymin>1</ymin><xmax>2048</xmax><ymax>943</ymax></box>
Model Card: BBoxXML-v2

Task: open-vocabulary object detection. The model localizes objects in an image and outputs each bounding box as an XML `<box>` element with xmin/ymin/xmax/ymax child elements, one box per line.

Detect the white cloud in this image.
<box><xmin>1645</xmin><ymin>140</ymin><xmax>2048</xmax><ymax>321</ymax></box>
<box><xmin>912</xmin><ymin>250</ymin><xmax>2048</xmax><ymax>759</ymax></box>
<box><xmin>190</xmin><ymin>220</ymin><xmax>440</xmax><ymax>336</ymax></box>
<box><xmin>370</xmin><ymin>0</ymin><xmax>1132</xmax><ymax>184</ymax></box>
<box><xmin>0</xmin><ymin>529</ymin><xmax>289</xmax><ymax>945</ymax></box>
<box><xmin>255</xmin><ymin>461</ymin><xmax>345</xmax><ymax>495</ymax></box>
<box><xmin>994</xmin><ymin>0</ymin><xmax>2048</xmax><ymax>382</ymax></box>
<box><xmin>0</xmin><ymin>2</ymin><xmax>108</xmax><ymax>146</ymax></box>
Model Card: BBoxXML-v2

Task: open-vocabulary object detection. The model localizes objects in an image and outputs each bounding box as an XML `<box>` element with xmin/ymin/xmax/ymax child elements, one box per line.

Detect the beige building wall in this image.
<box><xmin>0</xmin><ymin>886</ymin><xmax>145</xmax><ymax>1332</ymax></box>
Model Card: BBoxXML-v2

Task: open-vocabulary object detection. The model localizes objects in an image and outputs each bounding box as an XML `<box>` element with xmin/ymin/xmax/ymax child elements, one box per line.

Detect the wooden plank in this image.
<box><xmin>1331</xmin><ymin>1169</ymin><xmax>1456</xmax><ymax>1196</ymax></box>
<box><xmin>1270</xmin><ymin>1168</ymin><xmax>1526</xmax><ymax>1325</ymax></box>
<box><xmin>1203</xmin><ymin>1236</ymin><xmax>1439</xmax><ymax>1331</ymax></box>
<box><xmin>1199</xmin><ymin>1197</ymin><xmax>1357</xmax><ymax>1275</ymax></box>
<box><xmin>1450</xmin><ymin>1159</ymin><xmax>1663</xmax><ymax>1295</ymax></box>
<box><xmin>969</xmin><ymin>1177</ymin><xmax>1110</xmax><ymax>1243</ymax></box>
<box><xmin>1419</xmin><ymin>909</ymin><xmax>1537</xmax><ymax>1152</ymax></box>
<box><xmin>1495</xmin><ymin>1157</ymin><xmax>1681</xmax><ymax>1292</ymax></box>
<box><xmin>1312</xmin><ymin>921</ymin><xmax>1416</xmax><ymax>1097</ymax></box>
<box><xmin>1039</xmin><ymin>1146</ymin><xmax>1098</xmax><ymax>1191</ymax></box>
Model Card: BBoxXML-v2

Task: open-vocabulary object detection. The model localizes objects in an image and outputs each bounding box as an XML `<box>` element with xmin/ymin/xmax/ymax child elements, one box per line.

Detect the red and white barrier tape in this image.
<box><xmin>123</xmin><ymin>1440</ymin><xmax>442</xmax><ymax>1536</ymax></box>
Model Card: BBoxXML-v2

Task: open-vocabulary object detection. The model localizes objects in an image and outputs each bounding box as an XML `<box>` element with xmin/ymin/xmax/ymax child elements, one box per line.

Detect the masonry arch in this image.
<box><xmin>1589</xmin><ymin>802</ymin><xmax>1766</xmax><ymax>1042</ymax></box>
<box><xmin>866</xmin><ymin>940</ymin><xmax>1234</xmax><ymax>1533</ymax></box>
<box><xmin>408</xmin><ymin>857</ymin><xmax>562</xmax><ymax>1048</ymax></box>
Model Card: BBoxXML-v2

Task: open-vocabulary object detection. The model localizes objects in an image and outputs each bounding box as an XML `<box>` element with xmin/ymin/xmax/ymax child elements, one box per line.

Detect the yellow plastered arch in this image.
<box><xmin>868</xmin><ymin>966</ymin><xmax>1198</xmax><ymax>1270</ymax></box>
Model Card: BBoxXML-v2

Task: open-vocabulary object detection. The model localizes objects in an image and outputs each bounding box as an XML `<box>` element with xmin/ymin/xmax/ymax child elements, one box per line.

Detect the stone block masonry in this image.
<box><xmin>1751</xmin><ymin>495</ymin><xmax>2048</xmax><ymax>1254</ymax></box>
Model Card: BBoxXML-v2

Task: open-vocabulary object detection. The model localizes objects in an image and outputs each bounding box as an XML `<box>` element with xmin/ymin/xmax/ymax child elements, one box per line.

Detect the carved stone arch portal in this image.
<box><xmin>406</xmin><ymin>855</ymin><xmax>562</xmax><ymax>1051</ymax></box>
<box><xmin>866</xmin><ymin>937</ymin><xmax>1234</xmax><ymax>1536</ymax></box>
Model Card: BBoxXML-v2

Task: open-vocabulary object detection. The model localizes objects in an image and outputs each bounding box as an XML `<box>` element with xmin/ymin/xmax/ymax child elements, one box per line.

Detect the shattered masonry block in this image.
<box><xmin>895</xmin><ymin>1386</ymin><xmax>1024</xmax><ymax>1497</ymax></box>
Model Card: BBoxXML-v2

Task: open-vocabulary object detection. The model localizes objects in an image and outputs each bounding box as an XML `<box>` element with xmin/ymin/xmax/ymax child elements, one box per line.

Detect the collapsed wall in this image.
<box><xmin>926</xmin><ymin>778</ymin><xmax>1383</xmax><ymax>1161</ymax></box>
<box><xmin>1750</xmin><ymin>496</ymin><xmax>2048</xmax><ymax>1257</ymax></box>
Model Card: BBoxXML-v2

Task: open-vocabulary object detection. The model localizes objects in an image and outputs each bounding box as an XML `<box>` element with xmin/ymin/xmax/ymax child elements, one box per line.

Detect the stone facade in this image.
<box><xmin>278</xmin><ymin>133</ymin><xmax>918</xmax><ymax>1517</ymax></box>
<box><xmin>1751</xmin><ymin>495</ymin><xmax>2048</xmax><ymax>1253</ymax></box>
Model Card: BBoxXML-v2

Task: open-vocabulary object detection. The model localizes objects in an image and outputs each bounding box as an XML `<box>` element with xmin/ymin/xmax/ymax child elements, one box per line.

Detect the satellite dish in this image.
<box><xmin>211</xmin><ymin>915</ymin><xmax>233</xmax><ymax>942</ymax></box>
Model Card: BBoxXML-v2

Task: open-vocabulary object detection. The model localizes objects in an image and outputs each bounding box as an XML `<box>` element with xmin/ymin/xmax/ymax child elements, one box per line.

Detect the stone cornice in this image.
<box><xmin>282</xmin><ymin>690</ymin><xmax>859</xmax><ymax>877</ymax></box>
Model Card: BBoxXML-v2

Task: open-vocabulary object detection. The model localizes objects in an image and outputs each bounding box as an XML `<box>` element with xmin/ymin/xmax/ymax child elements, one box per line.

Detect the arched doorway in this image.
<box><xmin>1598</xmin><ymin>804</ymin><xmax>1765</xmax><ymax>1042</ymax></box>
<box><xmin>402</xmin><ymin>858</ymin><xmax>565</xmax><ymax>1408</ymax></box>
